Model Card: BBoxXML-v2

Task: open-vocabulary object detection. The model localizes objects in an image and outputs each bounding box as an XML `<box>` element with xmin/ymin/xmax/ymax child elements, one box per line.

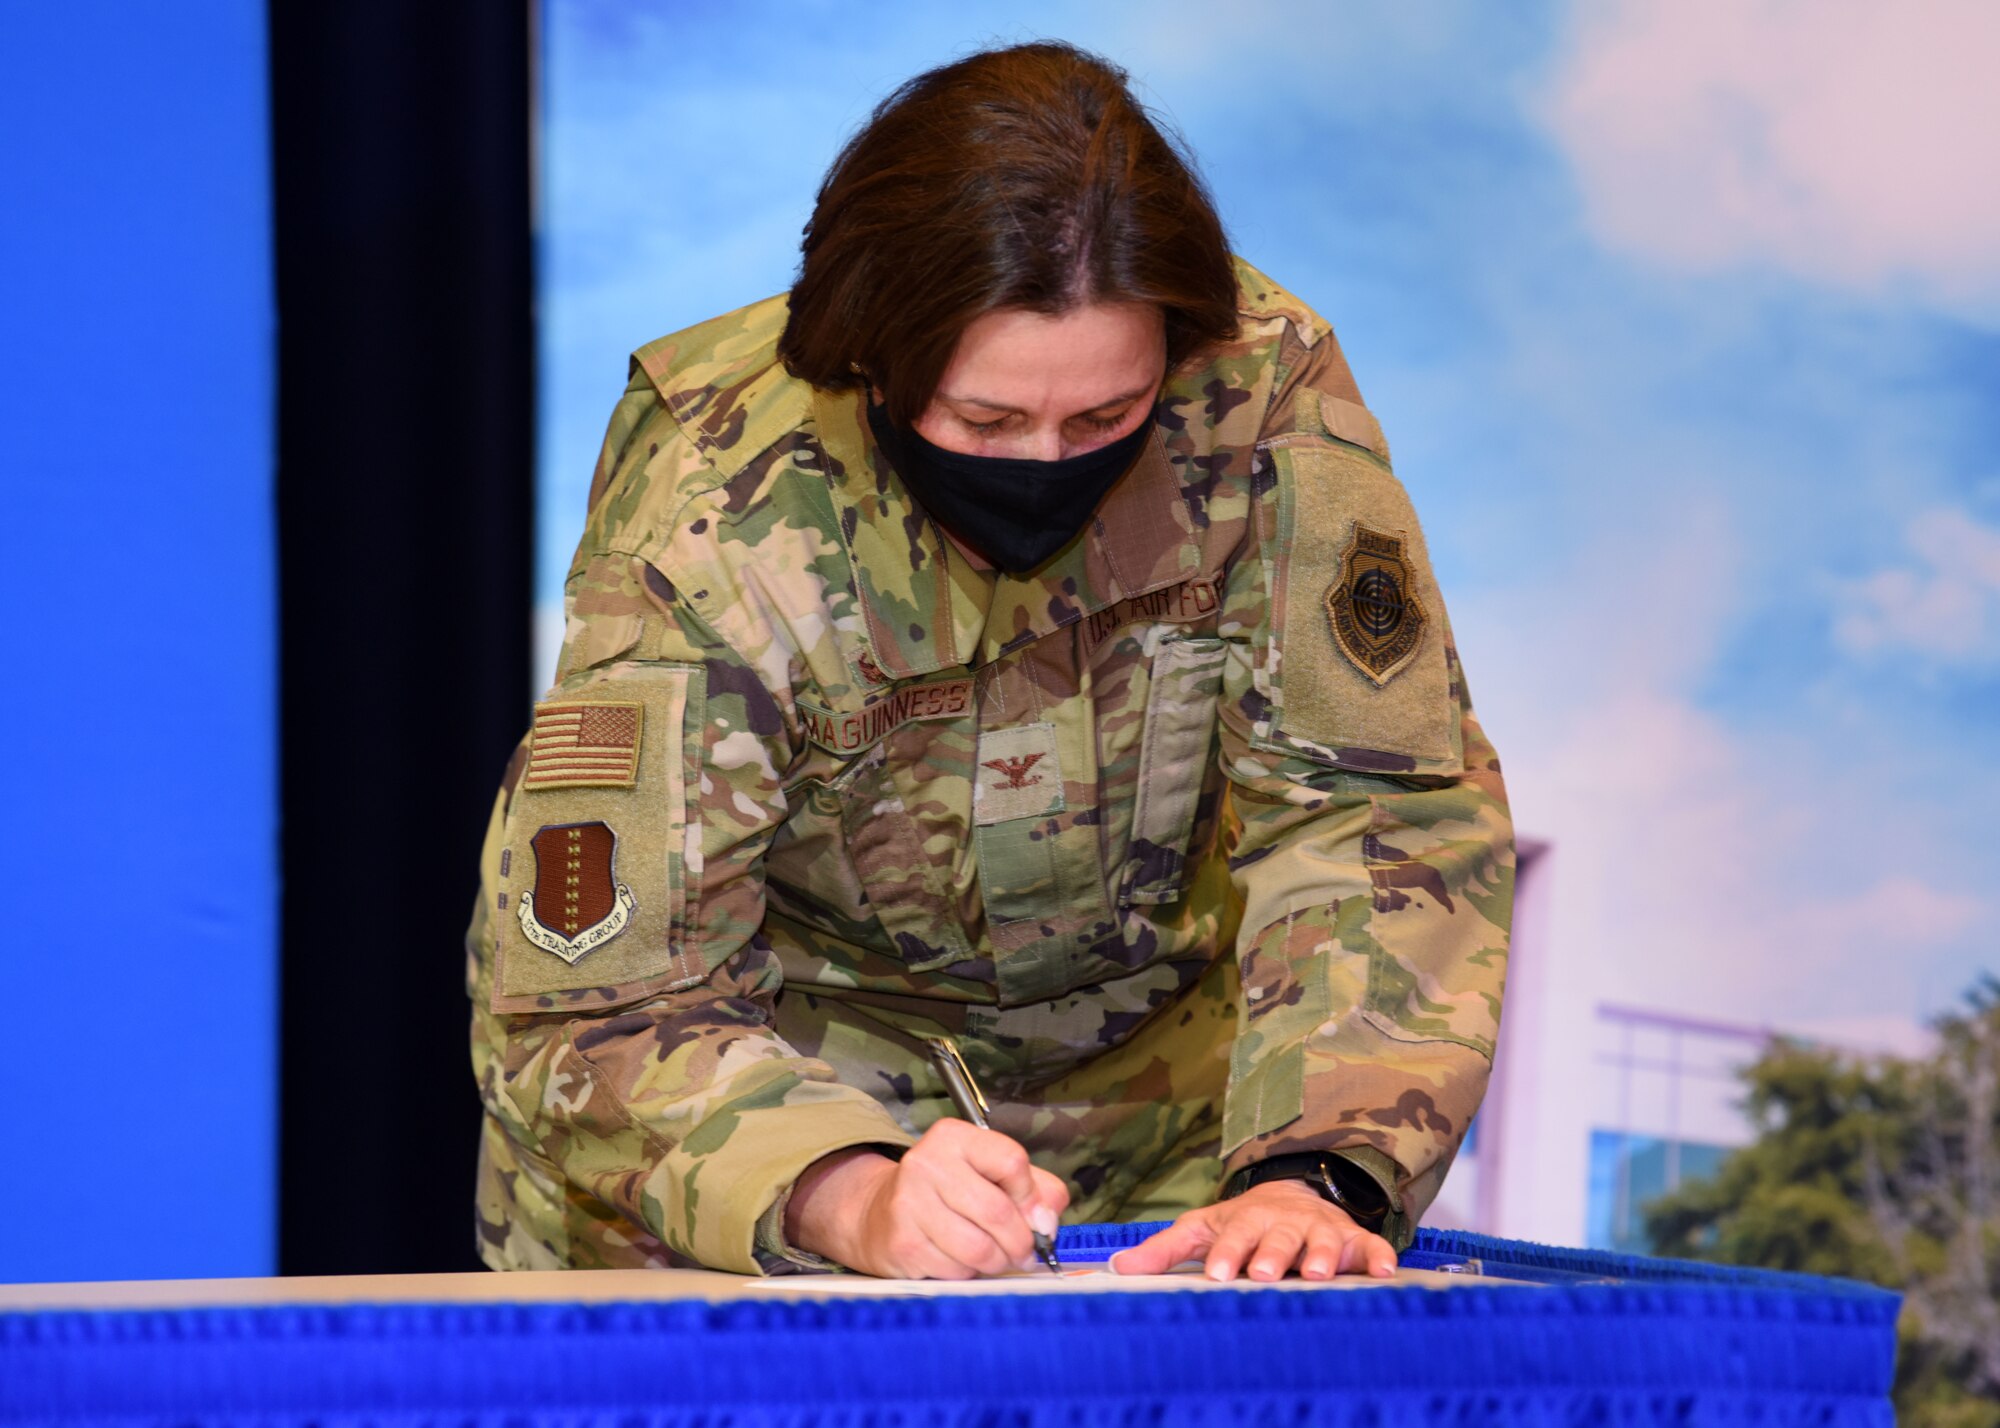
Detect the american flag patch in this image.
<box><xmin>525</xmin><ymin>701</ymin><xmax>644</xmax><ymax>789</ymax></box>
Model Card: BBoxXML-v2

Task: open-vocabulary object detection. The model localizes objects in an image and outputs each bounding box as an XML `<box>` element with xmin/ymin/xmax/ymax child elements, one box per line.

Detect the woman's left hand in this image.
<box><xmin>1108</xmin><ymin>1179</ymin><xmax>1397</xmax><ymax>1282</ymax></box>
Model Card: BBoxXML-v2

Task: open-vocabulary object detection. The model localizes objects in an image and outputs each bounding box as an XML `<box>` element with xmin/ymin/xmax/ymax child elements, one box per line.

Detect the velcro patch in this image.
<box><xmin>1327</xmin><ymin>526</ymin><xmax>1427</xmax><ymax>685</ymax></box>
<box><xmin>1081</xmin><ymin>576</ymin><xmax>1219</xmax><ymax>653</ymax></box>
<box><xmin>974</xmin><ymin>722</ymin><xmax>1064</xmax><ymax>826</ymax></box>
<box><xmin>495</xmin><ymin>662</ymin><xmax>704</xmax><ymax>1010</ymax></box>
<box><xmin>800</xmin><ymin>676</ymin><xmax>972</xmax><ymax>755</ymax></box>
<box><xmin>525</xmin><ymin>701</ymin><xmax>643</xmax><ymax>788</ymax></box>
<box><xmin>516</xmin><ymin>820</ymin><xmax>635</xmax><ymax>965</ymax></box>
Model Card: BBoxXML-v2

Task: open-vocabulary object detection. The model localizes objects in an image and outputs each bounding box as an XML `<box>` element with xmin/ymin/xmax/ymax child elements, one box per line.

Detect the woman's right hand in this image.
<box><xmin>785</xmin><ymin>1119</ymin><xmax>1069</xmax><ymax>1278</ymax></box>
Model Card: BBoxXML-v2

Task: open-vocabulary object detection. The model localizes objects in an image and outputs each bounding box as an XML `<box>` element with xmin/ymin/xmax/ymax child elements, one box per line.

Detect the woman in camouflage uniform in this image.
<box><xmin>469</xmin><ymin>42</ymin><xmax>1513</xmax><ymax>1281</ymax></box>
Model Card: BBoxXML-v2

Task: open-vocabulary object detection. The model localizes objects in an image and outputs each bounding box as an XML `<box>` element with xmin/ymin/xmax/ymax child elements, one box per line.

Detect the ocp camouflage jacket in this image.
<box><xmin>467</xmin><ymin>259</ymin><xmax>1514</xmax><ymax>1274</ymax></box>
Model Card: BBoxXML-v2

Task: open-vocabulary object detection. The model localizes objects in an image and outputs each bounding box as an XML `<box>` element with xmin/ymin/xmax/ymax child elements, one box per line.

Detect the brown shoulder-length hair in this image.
<box><xmin>778</xmin><ymin>42</ymin><xmax>1239</xmax><ymax>428</ymax></box>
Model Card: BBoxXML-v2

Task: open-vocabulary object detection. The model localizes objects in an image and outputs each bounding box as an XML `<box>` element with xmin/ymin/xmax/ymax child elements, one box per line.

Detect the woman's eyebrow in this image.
<box><xmin>939</xmin><ymin>384</ymin><xmax>1155</xmax><ymax>416</ymax></box>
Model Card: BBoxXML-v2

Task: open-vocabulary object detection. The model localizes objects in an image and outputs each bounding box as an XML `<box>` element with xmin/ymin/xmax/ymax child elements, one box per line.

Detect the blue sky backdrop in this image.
<box><xmin>537</xmin><ymin>1</ymin><xmax>1999</xmax><ymax>1052</ymax></box>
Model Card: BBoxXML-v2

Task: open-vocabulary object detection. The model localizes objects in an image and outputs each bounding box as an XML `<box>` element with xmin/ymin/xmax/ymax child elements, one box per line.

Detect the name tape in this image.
<box><xmin>799</xmin><ymin>677</ymin><xmax>974</xmax><ymax>755</ymax></box>
<box><xmin>800</xmin><ymin>576</ymin><xmax>1219</xmax><ymax>755</ymax></box>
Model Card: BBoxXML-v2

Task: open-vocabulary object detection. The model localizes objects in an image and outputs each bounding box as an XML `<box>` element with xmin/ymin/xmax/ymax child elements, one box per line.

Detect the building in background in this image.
<box><xmin>1433</xmin><ymin>841</ymin><xmax>1935</xmax><ymax>1252</ymax></box>
<box><xmin>1583</xmin><ymin>1005</ymin><xmax>1762</xmax><ymax>1252</ymax></box>
<box><xmin>1429</xmin><ymin>839</ymin><xmax>1763</xmax><ymax>1250</ymax></box>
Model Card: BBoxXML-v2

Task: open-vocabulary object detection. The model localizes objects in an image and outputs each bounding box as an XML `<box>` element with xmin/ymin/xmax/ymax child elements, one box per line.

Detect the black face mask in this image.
<box><xmin>867</xmin><ymin>399</ymin><xmax>1153</xmax><ymax>574</ymax></box>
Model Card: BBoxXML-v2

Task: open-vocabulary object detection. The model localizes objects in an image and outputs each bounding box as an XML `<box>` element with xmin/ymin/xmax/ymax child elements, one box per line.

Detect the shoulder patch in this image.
<box><xmin>525</xmin><ymin>701</ymin><xmax>643</xmax><ymax>789</ymax></box>
<box><xmin>516</xmin><ymin>821</ymin><xmax>636</xmax><ymax>964</ymax></box>
<box><xmin>1267</xmin><ymin>441</ymin><xmax>1462</xmax><ymax>773</ymax></box>
<box><xmin>494</xmin><ymin>663</ymin><xmax>708</xmax><ymax>1010</ymax></box>
<box><xmin>1327</xmin><ymin>527</ymin><xmax>1427</xmax><ymax>685</ymax></box>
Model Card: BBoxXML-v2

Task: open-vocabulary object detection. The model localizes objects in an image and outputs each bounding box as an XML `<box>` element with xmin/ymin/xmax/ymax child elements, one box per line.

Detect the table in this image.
<box><xmin>0</xmin><ymin>1224</ymin><xmax>1901</xmax><ymax>1426</ymax></box>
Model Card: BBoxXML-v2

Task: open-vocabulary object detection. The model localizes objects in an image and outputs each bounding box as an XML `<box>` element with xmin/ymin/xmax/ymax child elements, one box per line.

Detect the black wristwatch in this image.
<box><xmin>1223</xmin><ymin>1151</ymin><xmax>1392</xmax><ymax>1235</ymax></box>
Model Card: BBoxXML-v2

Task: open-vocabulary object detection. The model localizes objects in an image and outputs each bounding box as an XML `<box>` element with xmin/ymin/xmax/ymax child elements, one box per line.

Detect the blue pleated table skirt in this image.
<box><xmin>0</xmin><ymin>1225</ymin><xmax>1901</xmax><ymax>1427</ymax></box>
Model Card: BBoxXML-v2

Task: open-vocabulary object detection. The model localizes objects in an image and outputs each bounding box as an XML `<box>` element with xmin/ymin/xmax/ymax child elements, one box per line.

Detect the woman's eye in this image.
<box><xmin>959</xmin><ymin>410</ymin><xmax>1128</xmax><ymax>438</ymax></box>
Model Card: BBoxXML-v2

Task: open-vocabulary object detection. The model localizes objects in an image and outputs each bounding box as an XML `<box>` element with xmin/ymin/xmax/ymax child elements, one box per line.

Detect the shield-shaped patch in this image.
<box><xmin>1326</xmin><ymin>524</ymin><xmax>1428</xmax><ymax>685</ymax></box>
<box><xmin>517</xmin><ymin>820</ymin><xmax>636</xmax><ymax>965</ymax></box>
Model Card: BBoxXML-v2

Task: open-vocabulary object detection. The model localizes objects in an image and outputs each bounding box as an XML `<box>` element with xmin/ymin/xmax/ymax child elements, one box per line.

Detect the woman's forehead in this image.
<box><xmin>937</xmin><ymin>303</ymin><xmax>1165</xmax><ymax>411</ymax></box>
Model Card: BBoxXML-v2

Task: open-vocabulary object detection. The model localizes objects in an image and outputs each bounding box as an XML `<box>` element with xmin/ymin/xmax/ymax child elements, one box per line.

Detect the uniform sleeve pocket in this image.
<box><xmin>491</xmin><ymin>662</ymin><xmax>708</xmax><ymax>1011</ymax></box>
<box><xmin>1356</xmin><ymin>799</ymin><xmax>1508</xmax><ymax>1061</ymax></box>
<box><xmin>1267</xmin><ymin>440</ymin><xmax>1463</xmax><ymax>776</ymax></box>
<box><xmin>1122</xmin><ymin>636</ymin><xmax>1226</xmax><ymax>906</ymax></box>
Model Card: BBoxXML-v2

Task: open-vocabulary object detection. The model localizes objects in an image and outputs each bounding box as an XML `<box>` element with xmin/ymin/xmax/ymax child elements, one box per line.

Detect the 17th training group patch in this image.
<box><xmin>515</xmin><ymin>820</ymin><xmax>636</xmax><ymax>965</ymax></box>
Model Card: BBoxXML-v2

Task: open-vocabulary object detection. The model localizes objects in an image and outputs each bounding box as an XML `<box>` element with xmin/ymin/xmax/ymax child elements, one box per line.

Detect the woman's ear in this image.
<box><xmin>848</xmin><ymin>360</ymin><xmax>884</xmax><ymax>407</ymax></box>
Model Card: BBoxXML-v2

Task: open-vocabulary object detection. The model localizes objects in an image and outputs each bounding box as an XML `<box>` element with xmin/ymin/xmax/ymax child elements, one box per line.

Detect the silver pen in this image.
<box><xmin>923</xmin><ymin>1034</ymin><xmax>1063</xmax><ymax>1273</ymax></box>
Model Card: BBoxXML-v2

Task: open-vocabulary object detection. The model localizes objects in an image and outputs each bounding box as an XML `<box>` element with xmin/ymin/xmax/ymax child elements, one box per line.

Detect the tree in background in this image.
<box><xmin>1646</xmin><ymin>978</ymin><xmax>2000</xmax><ymax>1427</ymax></box>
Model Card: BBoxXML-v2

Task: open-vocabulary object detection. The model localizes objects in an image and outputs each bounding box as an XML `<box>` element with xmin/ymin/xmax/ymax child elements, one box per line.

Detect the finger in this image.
<box><xmin>880</xmin><ymin>1155</ymin><xmax>1014</xmax><ymax>1278</ymax></box>
<box><xmin>1244</xmin><ymin>1222</ymin><xmax>1306</xmax><ymax>1282</ymax></box>
<box><xmin>879</xmin><ymin>1219</ymin><xmax>975</xmax><ymax>1282</ymax></box>
<box><xmin>956</xmin><ymin>1127</ymin><xmax>1038</xmax><ymax>1207</ymax></box>
<box><xmin>1032</xmin><ymin>1168</ymin><xmax>1080</xmax><ymax>1232</ymax></box>
<box><xmin>918</xmin><ymin>1191</ymin><xmax>1017</xmax><ymax>1277</ymax></box>
<box><xmin>1334</xmin><ymin>1230</ymin><xmax>1396</xmax><ymax>1278</ymax></box>
<box><xmin>934</xmin><ymin>1162</ymin><xmax>1035</xmax><ymax>1266</ymax></box>
<box><xmin>910</xmin><ymin>1239</ymin><xmax>980</xmax><ymax>1281</ymax></box>
<box><xmin>1203</xmin><ymin>1216</ymin><xmax>1268</xmax><ymax>1283</ymax></box>
<box><xmin>1110</xmin><ymin>1213</ymin><xmax>1214</xmax><ymax>1276</ymax></box>
<box><xmin>1298</xmin><ymin>1224</ymin><xmax>1345</xmax><ymax>1281</ymax></box>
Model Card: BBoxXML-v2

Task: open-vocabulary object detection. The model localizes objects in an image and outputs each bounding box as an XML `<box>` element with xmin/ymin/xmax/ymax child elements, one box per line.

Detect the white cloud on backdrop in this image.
<box><xmin>1836</xmin><ymin>506</ymin><xmax>2000</xmax><ymax>665</ymax></box>
<box><xmin>539</xmin><ymin>1</ymin><xmax>1999</xmax><ymax>1060</ymax></box>
<box><xmin>1461</xmin><ymin>487</ymin><xmax>1994</xmax><ymax>1046</ymax></box>
<box><xmin>1503</xmin><ymin>0</ymin><xmax>2000</xmax><ymax>1040</ymax></box>
<box><xmin>1542</xmin><ymin>0</ymin><xmax>2000</xmax><ymax>316</ymax></box>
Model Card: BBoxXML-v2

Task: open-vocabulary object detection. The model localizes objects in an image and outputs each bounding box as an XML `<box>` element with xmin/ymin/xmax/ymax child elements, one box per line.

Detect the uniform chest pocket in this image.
<box><xmin>826</xmin><ymin>743</ymin><xmax>974</xmax><ymax>974</ymax></box>
<box><xmin>1121</xmin><ymin>636</ymin><xmax>1227</xmax><ymax>906</ymax></box>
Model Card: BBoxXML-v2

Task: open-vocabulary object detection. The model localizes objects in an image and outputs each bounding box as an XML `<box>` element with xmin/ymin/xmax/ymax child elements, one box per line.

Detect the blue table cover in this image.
<box><xmin>0</xmin><ymin>1225</ymin><xmax>1901</xmax><ymax>1427</ymax></box>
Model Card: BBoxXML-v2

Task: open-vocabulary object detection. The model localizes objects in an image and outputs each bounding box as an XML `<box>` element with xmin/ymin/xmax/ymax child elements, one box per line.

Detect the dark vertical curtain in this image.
<box><xmin>270</xmin><ymin>1</ymin><xmax>534</xmax><ymax>1273</ymax></box>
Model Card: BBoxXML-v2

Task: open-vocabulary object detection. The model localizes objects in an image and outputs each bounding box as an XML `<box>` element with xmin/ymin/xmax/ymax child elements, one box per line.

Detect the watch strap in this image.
<box><xmin>1224</xmin><ymin>1150</ymin><xmax>1394</xmax><ymax>1235</ymax></box>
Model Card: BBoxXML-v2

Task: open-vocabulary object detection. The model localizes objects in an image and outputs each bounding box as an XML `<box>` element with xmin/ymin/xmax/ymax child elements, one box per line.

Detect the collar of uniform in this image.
<box><xmin>812</xmin><ymin>383</ymin><xmax>1209</xmax><ymax>677</ymax></box>
<box><xmin>810</xmin><ymin>382</ymin><xmax>984</xmax><ymax>679</ymax></box>
<box><xmin>630</xmin><ymin>294</ymin><xmax>812</xmax><ymax>482</ymax></box>
<box><xmin>972</xmin><ymin>428</ymin><xmax>1202</xmax><ymax>666</ymax></box>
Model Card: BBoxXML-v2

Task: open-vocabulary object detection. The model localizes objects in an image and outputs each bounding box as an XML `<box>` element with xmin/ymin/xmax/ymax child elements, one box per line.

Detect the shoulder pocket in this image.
<box><xmin>1265</xmin><ymin>439</ymin><xmax>1462</xmax><ymax>776</ymax></box>
<box><xmin>491</xmin><ymin>662</ymin><xmax>707</xmax><ymax>1012</ymax></box>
